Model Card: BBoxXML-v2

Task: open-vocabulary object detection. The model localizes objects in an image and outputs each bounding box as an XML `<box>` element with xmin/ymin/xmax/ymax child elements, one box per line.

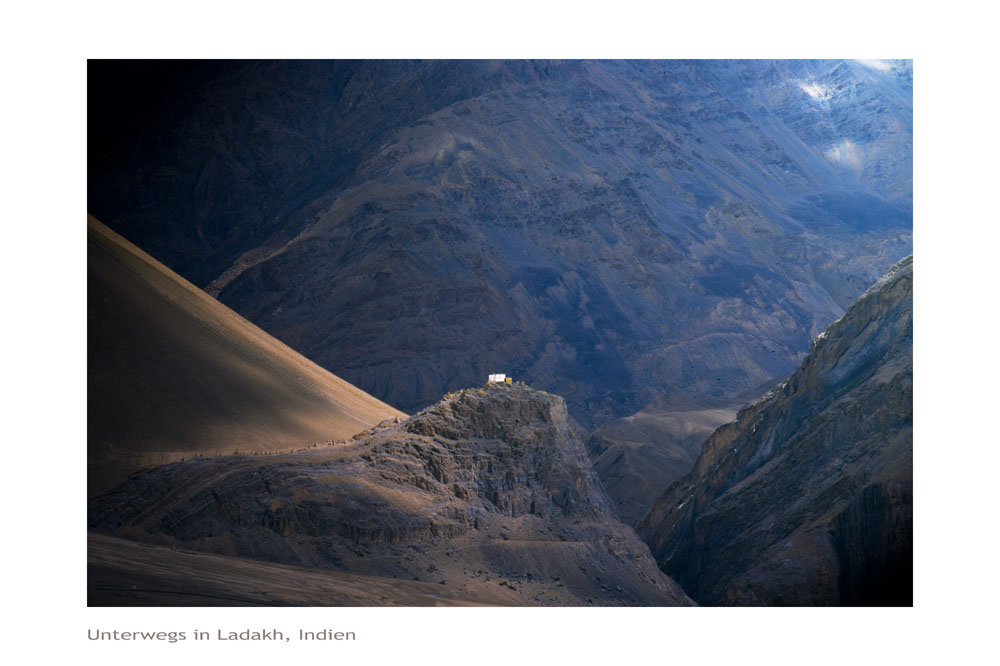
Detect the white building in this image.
<box><xmin>487</xmin><ymin>373</ymin><xmax>507</xmax><ymax>383</ymax></box>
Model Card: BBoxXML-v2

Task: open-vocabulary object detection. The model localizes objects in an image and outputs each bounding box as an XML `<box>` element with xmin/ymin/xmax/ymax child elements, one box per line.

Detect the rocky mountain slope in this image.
<box><xmin>89</xmin><ymin>383</ymin><xmax>692</xmax><ymax>606</ymax></box>
<box><xmin>89</xmin><ymin>533</ymin><xmax>528</xmax><ymax>606</ymax></box>
<box><xmin>88</xmin><ymin>215</ymin><xmax>404</xmax><ymax>495</ymax></box>
<box><xmin>586</xmin><ymin>403</ymin><xmax>739</xmax><ymax>525</ymax></box>
<box><xmin>89</xmin><ymin>60</ymin><xmax>912</xmax><ymax>426</ymax></box>
<box><xmin>637</xmin><ymin>256</ymin><xmax>912</xmax><ymax>606</ymax></box>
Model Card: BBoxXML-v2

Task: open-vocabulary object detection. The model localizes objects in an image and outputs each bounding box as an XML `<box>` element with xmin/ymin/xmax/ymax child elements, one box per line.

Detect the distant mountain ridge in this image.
<box><xmin>89</xmin><ymin>60</ymin><xmax>912</xmax><ymax>425</ymax></box>
<box><xmin>637</xmin><ymin>256</ymin><xmax>912</xmax><ymax>606</ymax></box>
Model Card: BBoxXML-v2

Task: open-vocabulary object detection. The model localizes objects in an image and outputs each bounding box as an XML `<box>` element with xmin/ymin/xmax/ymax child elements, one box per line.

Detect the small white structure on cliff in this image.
<box><xmin>488</xmin><ymin>373</ymin><xmax>509</xmax><ymax>383</ymax></box>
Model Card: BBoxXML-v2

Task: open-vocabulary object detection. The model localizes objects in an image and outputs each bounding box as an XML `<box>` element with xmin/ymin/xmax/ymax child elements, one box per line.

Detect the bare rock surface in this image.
<box><xmin>637</xmin><ymin>256</ymin><xmax>912</xmax><ymax>605</ymax></box>
<box><xmin>90</xmin><ymin>60</ymin><xmax>912</xmax><ymax>427</ymax></box>
<box><xmin>89</xmin><ymin>383</ymin><xmax>692</xmax><ymax>606</ymax></box>
<box><xmin>586</xmin><ymin>403</ymin><xmax>740</xmax><ymax>525</ymax></box>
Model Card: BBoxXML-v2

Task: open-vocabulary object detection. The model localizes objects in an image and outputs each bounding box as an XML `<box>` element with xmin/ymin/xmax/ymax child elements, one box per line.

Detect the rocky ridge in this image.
<box><xmin>89</xmin><ymin>383</ymin><xmax>692</xmax><ymax>606</ymax></box>
<box><xmin>637</xmin><ymin>256</ymin><xmax>912</xmax><ymax>605</ymax></box>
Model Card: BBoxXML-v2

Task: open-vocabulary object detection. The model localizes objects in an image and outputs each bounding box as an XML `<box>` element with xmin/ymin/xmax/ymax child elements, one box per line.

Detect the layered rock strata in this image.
<box><xmin>638</xmin><ymin>256</ymin><xmax>912</xmax><ymax>606</ymax></box>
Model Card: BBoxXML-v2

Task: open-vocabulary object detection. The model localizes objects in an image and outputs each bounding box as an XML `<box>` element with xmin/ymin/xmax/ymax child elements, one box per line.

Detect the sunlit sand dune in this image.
<box><xmin>88</xmin><ymin>215</ymin><xmax>405</xmax><ymax>494</ymax></box>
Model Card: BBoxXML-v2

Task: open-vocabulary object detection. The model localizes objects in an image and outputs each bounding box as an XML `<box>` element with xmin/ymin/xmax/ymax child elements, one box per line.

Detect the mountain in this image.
<box><xmin>87</xmin><ymin>215</ymin><xmax>404</xmax><ymax>495</ymax></box>
<box><xmin>585</xmin><ymin>403</ymin><xmax>739</xmax><ymax>525</ymax></box>
<box><xmin>88</xmin><ymin>383</ymin><xmax>692</xmax><ymax>606</ymax></box>
<box><xmin>637</xmin><ymin>256</ymin><xmax>912</xmax><ymax>606</ymax></box>
<box><xmin>88</xmin><ymin>60</ymin><xmax>912</xmax><ymax>428</ymax></box>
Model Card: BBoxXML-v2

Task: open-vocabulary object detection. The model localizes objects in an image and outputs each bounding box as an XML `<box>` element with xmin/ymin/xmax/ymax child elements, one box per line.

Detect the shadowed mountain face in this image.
<box><xmin>585</xmin><ymin>404</ymin><xmax>739</xmax><ymax>525</ymax></box>
<box><xmin>89</xmin><ymin>60</ymin><xmax>912</xmax><ymax>426</ymax></box>
<box><xmin>637</xmin><ymin>256</ymin><xmax>912</xmax><ymax>606</ymax></box>
<box><xmin>89</xmin><ymin>384</ymin><xmax>692</xmax><ymax>606</ymax></box>
<box><xmin>87</xmin><ymin>216</ymin><xmax>404</xmax><ymax>495</ymax></box>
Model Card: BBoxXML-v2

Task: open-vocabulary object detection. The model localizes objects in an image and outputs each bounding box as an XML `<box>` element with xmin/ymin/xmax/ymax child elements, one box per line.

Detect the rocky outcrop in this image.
<box><xmin>89</xmin><ymin>383</ymin><xmax>692</xmax><ymax>606</ymax></box>
<box><xmin>637</xmin><ymin>256</ymin><xmax>912</xmax><ymax>605</ymax></box>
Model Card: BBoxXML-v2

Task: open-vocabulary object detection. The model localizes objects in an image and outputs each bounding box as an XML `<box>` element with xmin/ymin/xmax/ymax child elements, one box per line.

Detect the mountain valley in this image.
<box><xmin>86</xmin><ymin>60</ymin><xmax>914</xmax><ymax>606</ymax></box>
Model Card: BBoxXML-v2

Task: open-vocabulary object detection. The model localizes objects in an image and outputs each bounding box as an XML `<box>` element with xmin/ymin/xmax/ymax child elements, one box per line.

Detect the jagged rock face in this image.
<box><xmin>89</xmin><ymin>384</ymin><xmax>692</xmax><ymax>606</ymax></box>
<box><xmin>89</xmin><ymin>60</ymin><xmax>912</xmax><ymax>425</ymax></box>
<box><xmin>401</xmin><ymin>387</ymin><xmax>610</xmax><ymax>517</ymax></box>
<box><xmin>637</xmin><ymin>256</ymin><xmax>912</xmax><ymax>606</ymax></box>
